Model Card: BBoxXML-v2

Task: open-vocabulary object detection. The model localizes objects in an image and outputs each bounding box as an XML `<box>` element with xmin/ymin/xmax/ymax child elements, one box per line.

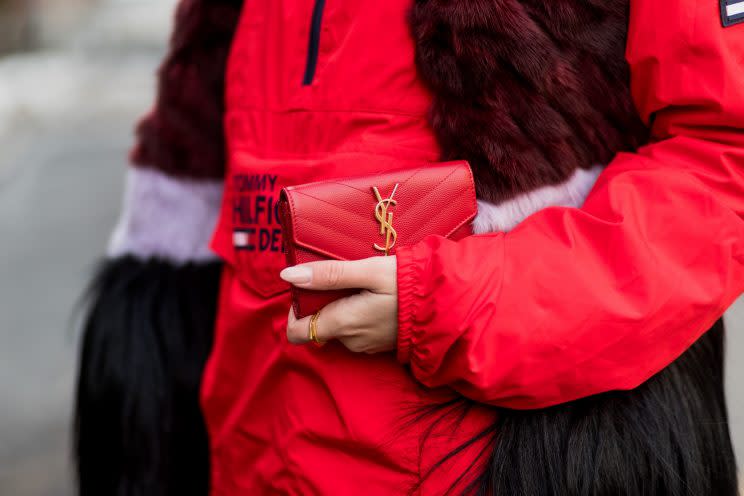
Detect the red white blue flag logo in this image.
<box><xmin>722</xmin><ymin>0</ymin><xmax>744</xmax><ymax>26</ymax></box>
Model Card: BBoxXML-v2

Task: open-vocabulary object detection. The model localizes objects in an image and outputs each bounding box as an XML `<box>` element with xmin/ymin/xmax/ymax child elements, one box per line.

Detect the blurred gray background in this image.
<box><xmin>0</xmin><ymin>1</ymin><xmax>741</xmax><ymax>495</ymax></box>
<box><xmin>0</xmin><ymin>1</ymin><xmax>176</xmax><ymax>494</ymax></box>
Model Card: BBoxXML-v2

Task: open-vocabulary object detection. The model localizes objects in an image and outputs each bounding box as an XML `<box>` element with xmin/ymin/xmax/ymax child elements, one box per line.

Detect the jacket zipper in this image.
<box><xmin>302</xmin><ymin>0</ymin><xmax>326</xmax><ymax>85</ymax></box>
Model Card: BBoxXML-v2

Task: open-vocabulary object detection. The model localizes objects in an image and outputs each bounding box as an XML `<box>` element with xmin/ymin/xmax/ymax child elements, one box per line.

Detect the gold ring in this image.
<box><xmin>308</xmin><ymin>310</ymin><xmax>325</xmax><ymax>347</ymax></box>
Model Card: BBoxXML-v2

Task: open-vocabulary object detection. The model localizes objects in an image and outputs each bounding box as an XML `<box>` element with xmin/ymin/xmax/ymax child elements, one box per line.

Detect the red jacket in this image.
<box><xmin>201</xmin><ymin>0</ymin><xmax>744</xmax><ymax>494</ymax></box>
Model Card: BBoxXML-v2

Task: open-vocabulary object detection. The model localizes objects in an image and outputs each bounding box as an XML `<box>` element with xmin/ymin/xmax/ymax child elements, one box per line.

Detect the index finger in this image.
<box><xmin>280</xmin><ymin>257</ymin><xmax>388</xmax><ymax>291</ymax></box>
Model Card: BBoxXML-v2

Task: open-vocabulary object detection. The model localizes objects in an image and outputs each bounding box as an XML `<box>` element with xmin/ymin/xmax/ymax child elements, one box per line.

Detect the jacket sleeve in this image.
<box><xmin>395</xmin><ymin>0</ymin><xmax>744</xmax><ymax>409</ymax></box>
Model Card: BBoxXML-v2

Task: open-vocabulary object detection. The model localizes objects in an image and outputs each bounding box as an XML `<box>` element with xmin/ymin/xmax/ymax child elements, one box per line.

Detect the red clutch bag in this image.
<box><xmin>278</xmin><ymin>161</ymin><xmax>477</xmax><ymax>319</ymax></box>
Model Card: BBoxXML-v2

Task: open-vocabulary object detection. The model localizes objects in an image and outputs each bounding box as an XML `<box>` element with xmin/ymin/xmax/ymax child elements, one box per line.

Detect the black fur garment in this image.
<box><xmin>475</xmin><ymin>321</ymin><xmax>738</xmax><ymax>495</ymax></box>
<box><xmin>75</xmin><ymin>258</ymin><xmax>221</xmax><ymax>495</ymax></box>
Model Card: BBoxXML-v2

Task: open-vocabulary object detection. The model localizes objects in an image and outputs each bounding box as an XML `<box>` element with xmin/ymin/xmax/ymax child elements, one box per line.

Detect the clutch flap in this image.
<box><xmin>280</xmin><ymin>161</ymin><xmax>476</xmax><ymax>261</ymax></box>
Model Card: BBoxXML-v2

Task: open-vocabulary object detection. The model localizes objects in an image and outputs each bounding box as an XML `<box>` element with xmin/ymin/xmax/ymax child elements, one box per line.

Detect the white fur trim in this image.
<box><xmin>473</xmin><ymin>166</ymin><xmax>603</xmax><ymax>234</ymax></box>
<box><xmin>727</xmin><ymin>1</ymin><xmax>744</xmax><ymax>17</ymax></box>
<box><xmin>107</xmin><ymin>167</ymin><xmax>223</xmax><ymax>263</ymax></box>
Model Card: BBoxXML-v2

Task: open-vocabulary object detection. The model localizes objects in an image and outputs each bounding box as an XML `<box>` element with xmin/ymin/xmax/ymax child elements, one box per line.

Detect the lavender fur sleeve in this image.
<box><xmin>107</xmin><ymin>167</ymin><xmax>224</xmax><ymax>263</ymax></box>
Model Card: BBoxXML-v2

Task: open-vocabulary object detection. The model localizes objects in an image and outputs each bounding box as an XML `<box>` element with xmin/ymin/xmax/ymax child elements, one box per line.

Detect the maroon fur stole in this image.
<box><xmin>410</xmin><ymin>0</ymin><xmax>649</xmax><ymax>203</ymax></box>
<box><xmin>130</xmin><ymin>0</ymin><xmax>243</xmax><ymax>180</ymax></box>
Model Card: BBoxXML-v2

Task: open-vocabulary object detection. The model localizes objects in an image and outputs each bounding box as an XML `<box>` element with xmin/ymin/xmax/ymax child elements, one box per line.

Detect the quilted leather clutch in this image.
<box><xmin>278</xmin><ymin>161</ymin><xmax>477</xmax><ymax>319</ymax></box>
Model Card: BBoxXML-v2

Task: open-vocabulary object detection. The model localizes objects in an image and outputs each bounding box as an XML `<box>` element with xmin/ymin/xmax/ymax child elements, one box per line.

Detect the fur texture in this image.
<box><xmin>75</xmin><ymin>1</ymin><xmax>240</xmax><ymax>494</ymax></box>
<box><xmin>130</xmin><ymin>0</ymin><xmax>243</xmax><ymax>180</ymax></box>
<box><xmin>75</xmin><ymin>257</ymin><xmax>221</xmax><ymax>496</ymax></box>
<box><xmin>108</xmin><ymin>167</ymin><xmax>223</xmax><ymax>263</ymax></box>
<box><xmin>473</xmin><ymin>165</ymin><xmax>602</xmax><ymax>233</ymax></box>
<box><xmin>410</xmin><ymin>0</ymin><xmax>649</xmax><ymax>203</ymax></box>
<box><xmin>474</xmin><ymin>320</ymin><xmax>738</xmax><ymax>495</ymax></box>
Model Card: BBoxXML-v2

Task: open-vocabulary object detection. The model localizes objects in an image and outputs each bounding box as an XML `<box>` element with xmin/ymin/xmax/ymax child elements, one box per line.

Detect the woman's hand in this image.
<box><xmin>280</xmin><ymin>256</ymin><xmax>398</xmax><ymax>353</ymax></box>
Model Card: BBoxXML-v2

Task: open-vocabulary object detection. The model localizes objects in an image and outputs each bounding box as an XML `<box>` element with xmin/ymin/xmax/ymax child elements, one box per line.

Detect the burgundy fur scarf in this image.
<box><xmin>410</xmin><ymin>0</ymin><xmax>649</xmax><ymax>203</ymax></box>
<box><xmin>131</xmin><ymin>0</ymin><xmax>243</xmax><ymax>181</ymax></box>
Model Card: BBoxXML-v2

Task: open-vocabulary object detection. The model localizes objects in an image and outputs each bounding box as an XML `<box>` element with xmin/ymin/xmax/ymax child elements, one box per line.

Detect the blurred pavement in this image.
<box><xmin>0</xmin><ymin>1</ymin><xmax>741</xmax><ymax>495</ymax></box>
<box><xmin>0</xmin><ymin>1</ymin><xmax>174</xmax><ymax>494</ymax></box>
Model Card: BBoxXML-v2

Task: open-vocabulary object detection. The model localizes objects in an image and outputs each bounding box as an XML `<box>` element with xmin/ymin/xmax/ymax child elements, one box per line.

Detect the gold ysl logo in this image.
<box><xmin>372</xmin><ymin>183</ymin><xmax>399</xmax><ymax>255</ymax></box>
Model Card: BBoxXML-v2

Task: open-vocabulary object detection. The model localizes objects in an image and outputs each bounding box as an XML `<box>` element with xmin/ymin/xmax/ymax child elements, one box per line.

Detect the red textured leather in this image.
<box><xmin>279</xmin><ymin>161</ymin><xmax>476</xmax><ymax>318</ymax></box>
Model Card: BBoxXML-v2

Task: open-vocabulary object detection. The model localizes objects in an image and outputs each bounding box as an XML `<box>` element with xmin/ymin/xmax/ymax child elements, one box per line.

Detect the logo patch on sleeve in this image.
<box><xmin>721</xmin><ymin>0</ymin><xmax>744</xmax><ymax>26</ymax></box>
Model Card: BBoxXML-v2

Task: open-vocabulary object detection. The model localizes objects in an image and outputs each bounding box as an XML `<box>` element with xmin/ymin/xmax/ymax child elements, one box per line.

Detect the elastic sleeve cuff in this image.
<box><xmin>396</xmin><ymin>243</ymin><xmax>427</xmax><ymax>364</ymax></box>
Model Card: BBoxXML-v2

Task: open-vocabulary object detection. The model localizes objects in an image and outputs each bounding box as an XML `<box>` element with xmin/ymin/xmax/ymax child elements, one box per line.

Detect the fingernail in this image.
<box><xmin>280</xmin><ymin>266</ymin><xmax>312</xmax><ymax>284</ymax></box>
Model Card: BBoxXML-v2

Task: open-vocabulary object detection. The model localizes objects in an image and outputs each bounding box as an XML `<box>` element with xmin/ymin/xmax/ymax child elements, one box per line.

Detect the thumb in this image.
<box><xmin>280</xmin><ymin>258</ymin><xmax>386</xmax><ymax>291</ymax></box>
